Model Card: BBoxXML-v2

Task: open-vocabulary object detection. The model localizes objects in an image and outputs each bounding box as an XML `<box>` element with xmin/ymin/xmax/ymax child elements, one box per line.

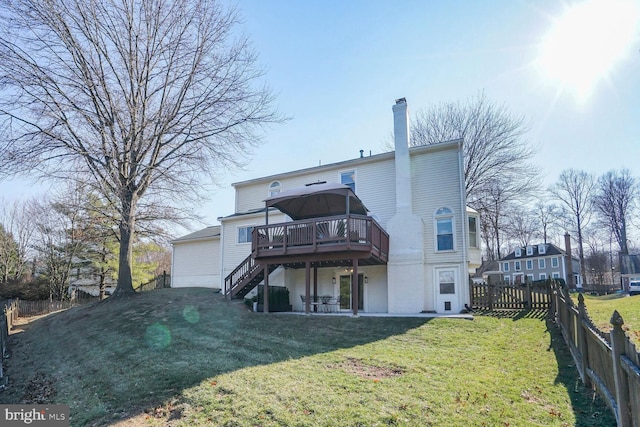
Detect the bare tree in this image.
<box><xmin>593</xmin><ymin>169</ymin><xmax>637</xmax><ymax>255</ymax></box>
<box><xmin>550</xmin><ymin>169</ymin><xmax>595</xmax><ymax>288</ymax></box>
<box><xmin>0</xmin><ymin>0</ymin><xmax>280</xmax><ymax>296</ymax></box>
<box><xmin>505</xmin><ymin>206</ymin><xmax>538</xmax><ymax>248</ymax></box>
<box><xmin>29</xmin><ymin>191</ymin><xmax>89</xmax><ymax>301</ymax></box>
<box><xmin>411</xmin><ymin>92</ymin><xmax>539</xmax><ymax>203</ymax></box>
<box><xmin>535</xmin><ymin>201</ymin><xmax>560</xmax><ymax>245</ymax></box>
<box><xmin>0</xmin><ymin>199</ymin><xmax>35</xmax><ymax>282</ymax></box>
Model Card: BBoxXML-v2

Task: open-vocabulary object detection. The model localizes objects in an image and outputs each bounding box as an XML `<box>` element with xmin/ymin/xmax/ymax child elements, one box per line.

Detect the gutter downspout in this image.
<box><xmin>458</xmin><ymin>139</ymin><xmax>469</xmax><ymax>306</ymax></box>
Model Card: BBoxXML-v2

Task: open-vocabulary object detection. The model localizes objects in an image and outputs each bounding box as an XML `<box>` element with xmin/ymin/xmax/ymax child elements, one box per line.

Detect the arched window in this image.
<box><xmin>268</xmin><ymin>181</ymin><xmax>281</xmax><ymax>197</ymax></box>
<box><xmin>435</xmin><ymin>207</ymin><xmax>454</xmax><ymax>251</ymax></box>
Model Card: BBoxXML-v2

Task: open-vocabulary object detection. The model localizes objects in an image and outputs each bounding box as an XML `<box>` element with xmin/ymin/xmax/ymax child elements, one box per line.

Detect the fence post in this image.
<box><xmin>576</xmin><ymin>293</ymin><xmax>590</xmax><ymax>387</ymax></box>
<box><xmin>610</xmin><ymin>310</ymin><xmax>631</xmax><ymax>427</ymax></box>
<box><xmin>487</xmin><ymin>276</ymin><xmax>494</xmax><ymax>311</ymax></box>
<box><xmin>525</xmin><ymin>281</ymin><xmax>531</xmax><ymax>309</ymax></box>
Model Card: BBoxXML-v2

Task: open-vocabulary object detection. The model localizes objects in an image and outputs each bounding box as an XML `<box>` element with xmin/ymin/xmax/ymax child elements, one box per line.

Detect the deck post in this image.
<box><xmin>313</xmin><ymin>266</ymin><xmax>318</xmax><ymax>312</ymax></box>
<box><xmin>352</xmin><ymin>258</ymin><xmax>359</xmax><ymax>316</ymax></box>
<box><xmin>263</xmin><ymin>263</ymin><xmax>269</xmax><ymax>314</ymax></box>
<box><xmin>305</xmin><ymin>261</ymin><xmax>311</xmax><ymax>314</ymax></box>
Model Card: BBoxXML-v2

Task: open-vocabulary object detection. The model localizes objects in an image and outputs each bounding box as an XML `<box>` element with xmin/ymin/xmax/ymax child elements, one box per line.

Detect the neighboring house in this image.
<box><xmin>618</xmin><ymin>253</ymin><xmax>640</xmax><ymax>292</ymax></box>
<box><xmin>68</xmin><ymin>251</ymin><xmax>117</xmax><ymax>297</ymax></box>
<box><xmin>171</xmin><ymin>226</ymin><xmax>221</xmax><ymax>288</ymax></box>
<box><xmin>499</xmin><ymin>243</ymin><xmax>581</xmax><ymax>287</ymax></box>
<box><xmin>471</xmin><ymin>260</ymin><xmax>501</xmax><ymax>284</ymax></box>
<box><xmin>172</xmin><ymin>98</ymin><xmax>482</xmax><ymax>314</ymax></box>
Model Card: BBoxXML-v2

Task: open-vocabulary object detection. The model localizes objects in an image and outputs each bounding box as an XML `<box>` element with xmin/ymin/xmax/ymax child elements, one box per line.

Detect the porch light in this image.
<box><xmin>332</xmin><ymin>277</ymin><xmax>336</xmax><ymax>285</ymax></box>
<box><xmin>364</xmin><ymin>276</ymin><xmax>368</xmax><ymax>284</ymax></box>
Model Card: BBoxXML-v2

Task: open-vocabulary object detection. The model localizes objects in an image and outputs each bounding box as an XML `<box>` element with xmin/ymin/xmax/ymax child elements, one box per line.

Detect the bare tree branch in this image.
<box><xmin>0</xmin><ymin>0</ymin><xmax>282</xmax><ymax>295</ymax></box>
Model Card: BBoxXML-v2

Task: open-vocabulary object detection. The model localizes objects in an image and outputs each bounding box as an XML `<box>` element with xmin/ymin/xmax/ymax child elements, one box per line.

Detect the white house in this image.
<box><xmin>171</xmin><ymin>226</ymin><xmax>221</xmax><ymax>288</ymax></box>
<box><xmin>172</xmin><ymin>98</ymin><xmax>481</xmax><ymax>314</ymax></box>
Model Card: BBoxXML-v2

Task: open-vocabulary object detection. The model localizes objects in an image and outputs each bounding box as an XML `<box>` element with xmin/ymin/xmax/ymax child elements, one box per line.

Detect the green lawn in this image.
<box><xmin>575</xmin><ymin>292</ymin><xmax>640</xmax><ymax>345</ymax></box>
<box><xmin>2</xmin><ymin>288</ymin><xmax>613</xmax><ymax>426</ymax></box>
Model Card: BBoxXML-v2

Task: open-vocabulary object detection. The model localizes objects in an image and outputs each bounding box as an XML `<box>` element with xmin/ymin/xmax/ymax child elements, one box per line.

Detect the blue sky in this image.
<box><xmin>1</xmin><ymin>0</ymin><xmax>639</xmax><ymax>235</ymax></box>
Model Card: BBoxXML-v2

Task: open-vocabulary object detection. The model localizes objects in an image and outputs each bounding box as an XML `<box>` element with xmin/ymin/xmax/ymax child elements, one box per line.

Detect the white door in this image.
<box><xmin>434</xmin><ymin>267</ymin><xmax>459</xmax><ymax>314</ymax></box>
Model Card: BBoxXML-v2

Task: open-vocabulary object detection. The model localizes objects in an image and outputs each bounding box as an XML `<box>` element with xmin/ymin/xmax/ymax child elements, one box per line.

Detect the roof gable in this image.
<box><xmin>172</xmin><ymin>226</ymin><xmax>220</xmax><ymax>243</ymax></box>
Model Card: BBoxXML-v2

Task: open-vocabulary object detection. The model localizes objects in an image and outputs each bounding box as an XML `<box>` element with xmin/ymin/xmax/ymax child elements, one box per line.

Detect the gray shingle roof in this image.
<box><xmin>172</xmin><ymin>226</ymin><xmax>220</xmax><ymax>243</ymax></box>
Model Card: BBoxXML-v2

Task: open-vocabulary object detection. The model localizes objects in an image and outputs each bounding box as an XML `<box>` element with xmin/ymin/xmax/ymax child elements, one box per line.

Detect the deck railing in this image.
<box><xmin>252</xmin><ymin>214</ymin><xmax>389</xmax><ymax>262</ymax></box>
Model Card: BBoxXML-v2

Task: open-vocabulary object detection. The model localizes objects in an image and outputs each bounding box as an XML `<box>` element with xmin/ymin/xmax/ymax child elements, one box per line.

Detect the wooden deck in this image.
<box><xmin>251</xmin><ymin>214</ymin><xmax>389</xmax><ymax>266</ymax></box>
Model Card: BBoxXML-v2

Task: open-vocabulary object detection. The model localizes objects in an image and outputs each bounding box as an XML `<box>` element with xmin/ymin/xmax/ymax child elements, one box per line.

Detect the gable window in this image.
<box><xmin>538</xmin><ymin>244</ymin><xmax>546</xmax><ymax>254</ymax></box>
<box><xmin>526</xmin><ymin>246</ymin><xmax>534</xmax><ymax>256</ymax></box>
<box><xmin>515</xmin><ymin>261</ymin><xmax>521</xmax><ymax>271</ymax></box>
<box><xmin>502</xmin><ymin>262</ymin><xmax>509</xmax><ymax>272</ymax></box>
<box><xmin>435</xmin><ymin>207</ymin><xmax>454</xmax><ymax>251</ymax></box>
<box><xmin>515</xmin><ymin>248</ymin><xmax>522</xmax><ymax>257</ymax></box>
<box><xmin>551</xmin><ymin>257</ymin><xmax>559</xmax><ymax>268</ymax></box>
<box><xmin>268</xmin><ymin>181</ymin><xmax>281</xmax><ymax>197</ymax></box>
<box><xmin>538</xmin><ymin>259</ymin><xmax>545</xmax><ymax>269</ymax></box>
<box><xmin>237</xmin><ymin>226</ymin><xmax>254</xmax><ymax>244</ymax></box>
<box><xmin>468</xmin><ymin>216</ymin><xmax>478</xmax><ymax>248</ymax></box>
<box><xmin>526</xmin><ymin>260</ymin><xmax>533</xmax><ymax>270</ymax></box>
<box><xmin>340</xmin><ymin>170</ymin><xmax>356</xmax><ymax>192</ymax></box>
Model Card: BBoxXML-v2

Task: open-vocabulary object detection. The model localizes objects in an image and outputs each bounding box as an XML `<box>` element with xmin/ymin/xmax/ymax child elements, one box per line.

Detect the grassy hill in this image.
<box><xmin>2</xmin><ymin>288</ymin><xmax>614</xmax><ymax>426</ymax></box>
<box><xmin>577</xmin><ymin>293</ymin><xmax>640</xmax><ymax>346</ymax></box>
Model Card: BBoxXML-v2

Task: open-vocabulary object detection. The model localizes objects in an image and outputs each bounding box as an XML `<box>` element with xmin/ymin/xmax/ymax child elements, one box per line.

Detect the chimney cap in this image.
<box><xmin>395</xmin><ymin>97</ymin><xmax>406</xmax><ymax>104</ymax></box>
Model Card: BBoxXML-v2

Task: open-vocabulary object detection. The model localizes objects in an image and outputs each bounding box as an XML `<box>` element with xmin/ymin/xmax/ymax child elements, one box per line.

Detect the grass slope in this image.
<box><xmin>1</xmin><ymin>288</ymin><xmax>613</xmax><ymax>426</ymax></box>
<box><xmin>578</xmin><ymin>293</ymin><xmax>640</xmax><ymax>346</ymax></box>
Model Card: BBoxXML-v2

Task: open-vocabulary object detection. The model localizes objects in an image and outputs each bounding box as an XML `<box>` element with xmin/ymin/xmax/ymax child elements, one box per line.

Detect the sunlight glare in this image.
<box><xmin>538</xmin><ymin>0</ymin><xmax>639</xmax><ymax>100</ymax></box>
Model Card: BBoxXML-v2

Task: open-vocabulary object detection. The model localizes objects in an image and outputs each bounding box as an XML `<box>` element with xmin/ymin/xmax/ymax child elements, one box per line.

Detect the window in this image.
<box><xmin>515</xmin><ymin>261</ymin><xmax>521</xmax><ymax>271</ymax></box>
<box><xmin>515</xmin><ymin>248</ymin><xmax>522</xmax><ymax>257</ymax></box>
<box><xmin>551</xmin><ymin>257</ymin><xmax>559</xmax><ymax>268</ymax></box>
<box><xmin>438</xmin><ymin>270</ymin><xmax>455</xmax><ymax>294</ymax></box>
<box><xmin>268</xmin><ymin>181</ymin><xmax>281</xmax><ymax>197</ymax></box>
<box><xmin>539</xmin><ymin>273</ymin><xmax>547</xmax><ymax>280</ymax></box>
<box><xmin>435</xmin><ymin>207</ymin><xmax>454</xmax><ymax>251</ymax></box>
<box><xmin>502</xmin><ymin>262</ymin><xmax>509</xmax><ymax>272</ymax></box>
<box><xmin>538</xmin><ymin>244</ymin><xmax>546</xmax><ymax>254</ymax></box>
<box><xmin>237</xmin><ymin>226</ymin><xmax>254</xmax><ymax>244</ymax></box>
<box><xmin>552</xmin><ymin>272</ymin><xmax>560</xmax><ymax>279</ymax></box>
<box><xmin>468</xmin><ymin>216</ymin><xmax>478</xmax><ymax>248</ymax></box>
<box><xmin>340</xmin><ymin>170</ymin><xmax>355</xmax><ymax>192</ymax></box>
<box><xmin>538</xmin><ymin>259</ymin><xmax>545</xmax><ymax>269</ymax></box>
<box><xmin>526</xmin><ymin>246</ymin><xmax>534</xmax><ymax>256</ymax></box>
<box><xmin>504</xmin><ymin>275</ymin><xmax>510</xmax><ymax>284</ymax></box>
<box><xmin>527</xmin><ymin>274</ymin><xmax>535</xmax><ymax>282</ymax></box>
<box><xmin>526</xmin><ymin>260</ymin><xmax>533</xmax><ymax>270</ymax></box>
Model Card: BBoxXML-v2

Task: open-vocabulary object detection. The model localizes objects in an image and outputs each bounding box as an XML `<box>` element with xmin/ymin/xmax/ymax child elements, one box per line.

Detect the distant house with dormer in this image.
<box><xmin>499</xmin><ymin>243</ymin><xmax>581</xmax><ymax>287</ymax></box>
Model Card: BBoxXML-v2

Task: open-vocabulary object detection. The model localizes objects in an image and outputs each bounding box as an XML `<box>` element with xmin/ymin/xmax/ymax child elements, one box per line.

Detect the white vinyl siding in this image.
<box><xmin>411</xmin><ymin>144</ymin><xmax>465</xmax><ymax>264</ymax></box>
<box><xmin>172</xmin><ymin>239</ymin><xmax>220</xmax><ymax>288</ymax></box>
<box><xmin>233</xmin><ymin>156</ymin><xmax>396</xmax><ymax>227</ymax></box>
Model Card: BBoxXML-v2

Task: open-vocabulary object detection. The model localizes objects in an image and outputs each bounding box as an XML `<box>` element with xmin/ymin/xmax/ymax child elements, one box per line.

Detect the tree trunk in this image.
<box><xmin>113</xmin><ymin>195</ymin><xmax>136</xmax><ymax>296</ymax></box>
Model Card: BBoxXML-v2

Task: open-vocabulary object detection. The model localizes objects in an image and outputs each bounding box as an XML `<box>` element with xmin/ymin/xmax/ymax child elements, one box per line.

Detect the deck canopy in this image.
<box><xmin>264</xmin><ymin>182</ymin><xmax>368</xmax><ymax>220</ymax></box>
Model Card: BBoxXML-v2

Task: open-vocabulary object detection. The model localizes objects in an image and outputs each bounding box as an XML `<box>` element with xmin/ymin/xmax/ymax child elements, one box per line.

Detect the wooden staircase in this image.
<box><xmin>224</xmin><ymin>254</ymin><xmax>279</xmax><ymax>299</ymax></box>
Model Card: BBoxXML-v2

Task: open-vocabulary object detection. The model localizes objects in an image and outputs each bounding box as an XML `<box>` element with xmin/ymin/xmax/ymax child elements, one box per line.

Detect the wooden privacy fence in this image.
<box><xmin>551</xmin><ymin>283</ymin><xmax>640</xmax><ymax>427</ymax></box>
<box><xmin>1</xmin><ymin>300</ymin><xmax>19</xmax><ymax>385</ymax></box>
<box><xmin>16</xmin><ymin>299</ymin><xmax>75</xmax><ymax>317</ymax></box>
<box><xmin>470</xmin><ymin>279</ymin><xmax>552</xmax><ymax>310</ymax></box>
